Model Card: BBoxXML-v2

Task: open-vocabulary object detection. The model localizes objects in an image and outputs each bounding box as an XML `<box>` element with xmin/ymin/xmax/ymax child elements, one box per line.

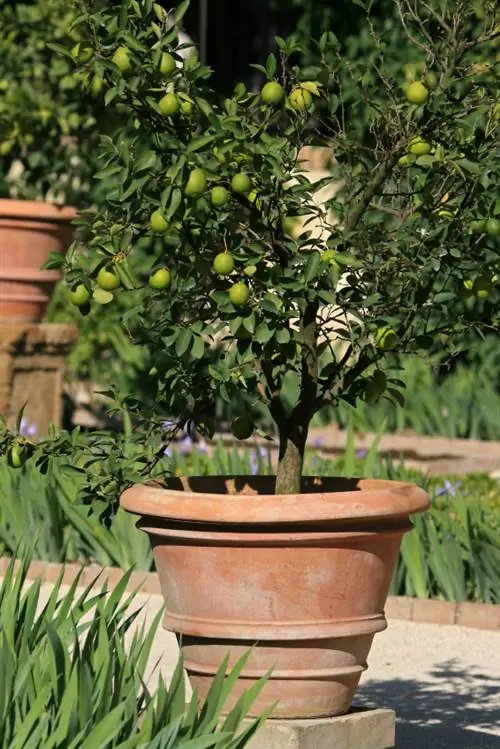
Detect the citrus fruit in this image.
<box><xmin>376</xmin><ymin>326</ymin><xmax>397</xmax><ymax>351</ymax></box>
<box><xmin>244</xmin><ymin>265</ymin><xmax>257</xmax><ymax>276</ymax></box>
<box><xmin>398</xmin><ymin>155</ymin><xmax>414</xmax><ymax>166</ymax></box>
<box><xmin>213</xmin><ymin>252</ymin><xmax>235</xmax><ymax>275</ymax></box>
<box><xmin>486</xmin><ymin>218</ymin><xmax>500</xmax><ymax>237</ymax></box>
<box><xmin>160</xmin><ymin>52</ymin><xmax>176</xmax><ymax>76</ymax></box>
<box><xmin>289</xmin><ymin>86</ymin><xmax>313</xmax><ymax>113</ymax></box>
<box><xmin>185</xmin><ymin>168</ymin><xmax>206</xmax><ymax>197</ymax></box>
<box><xmin>229</xmin><ymin>281</ymin><xmax>250</xmax><ymax>306</ymax></box>
<box><xmin>149</xmin><ymin>268</ymin><xmax>171</xmax><ymax>290</ymax></box>
<box><xmin>469</xmin><ymin>219</ymin><xmax>487</xmax><ymax>233</ymax></box>
<box><xmin>438</xmin><ymin>209</ymin><xmax>455</xmax><ymax>221</ymax></box>
<box><xmin>180</xmin><ymin>99</ymin><xmax>194</xmax><ymax>116</ymax></box>
<box><xmin>112</xmin><ymin>46</ymin><xmax>131</xmax><ymax>73</ymax></box>
<box><xmin>90</xmin><ymin>75</ymin><xmax>104</xmax><ymax>96</ymax></box>
<box><xmin>261</xmin><ymin>81</ymin><xmax>285</xmax><ymax>105</ymax></box>
<box><xmin>231</xmin><ymin>173</ymin><xmax>251</xmax><ymax>194</ymax></box>
<box><xmin>159</xmin><ymin>92</ymin><xmax>179</xmax><ymax>116</ymax></box>
<box><xmin>97</xmin><ymin>267</ymin><xmax>120</xmax><ymax>291</ymax></box>
<box><xmin>211</xmin><ymin>186</ymin><xmax>229</xmax><ymax>207</ymax></box>
<box><xmin>231</xmin><ymin>415</ymin><xmax>253</xmax><ymax>440</ymax></box>
<box><xmin>150</xmin><ymin>209</ymin><xmax>169</xmax><ymax>232</ymax></box>
<box><xmin>406</xmin><ymin>81</ymin><xmax>429</xmax><ymax>105</ymax></box>
<box><xmin>68</xmin><ymin>284</ymin><xmax>91</xmax><ymax>307</ymax></box>
<box><xmin>409</xmin><ymin>137</ymin><xmax>432</xmax><ymax>156</ymax></box>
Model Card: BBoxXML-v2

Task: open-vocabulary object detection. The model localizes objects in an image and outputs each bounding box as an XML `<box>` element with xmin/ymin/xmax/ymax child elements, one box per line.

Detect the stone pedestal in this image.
<box><xmin>0</xmin><ymin>323</ymin><xmax>78</xmax><ymax>437</ymax></box>
<box><xmin>246</xmin><ymin>708</ymin><xmax>396</xmax><ymax>749</ymax></box>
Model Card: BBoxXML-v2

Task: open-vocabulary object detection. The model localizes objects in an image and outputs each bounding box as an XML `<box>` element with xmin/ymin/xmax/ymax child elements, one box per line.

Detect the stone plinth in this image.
<box><xmin>0</xmin><ymin>323</ymin><xmax>78</xmax><ymax>437</ymax></box>
<box><xmin>246</xmin><ymin>708</ymin><xmax>396</xmax><ymax>749</ymax></box>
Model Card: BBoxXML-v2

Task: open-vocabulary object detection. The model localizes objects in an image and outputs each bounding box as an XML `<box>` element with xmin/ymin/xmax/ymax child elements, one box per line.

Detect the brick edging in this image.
<box><xmin>1</xmin><ymin>556</ymin><xmax>498</xmax><ymax>631</ymax></box>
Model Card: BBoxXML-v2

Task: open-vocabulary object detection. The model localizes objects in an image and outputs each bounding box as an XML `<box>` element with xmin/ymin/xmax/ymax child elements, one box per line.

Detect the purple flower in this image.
<box><xmin>198</xmin><ymin>439</ymin><xmax>209</xmax><ymax>454</ymax></box>
<box><xmin>179</xmin><ymin>435</ymin><xmax>193</xmax><ymax>455</ymax></box>
<box><xmin>164</xmin><ymin>446</ymin><xmax>173</xmax><ymax>457</ymax></box>
<box><xmin>249</xmin><ymin>451</ymin><xmax>259</xmax><ymax>476</ymax></box>
<box><xmin>162</xmin><ymin>420</ymin><xmax>177</xmax><ymax>431</ymax></box>
<box><xmin>356</xmin><ymin>449</ymin><xmax>368</xmax><ymax>459</ymax></box>
<box><xmin>436</xmin><ymin>479</ymin><xmax>461</xmax><ymax>497</ymax></box>
<box><xmin>312</xmin><ymin>436</ymin><xmax>325</xmax><ymax>448</ymax></box>
<box><xmin>257</xmin><ymin>446</ymin><xmax>269</xmax><ymax>459</ymax></box>
<box><xmin>19</xmin><ymin>418</ymin><xmax>37</xmax><ymax>438</ymax></box>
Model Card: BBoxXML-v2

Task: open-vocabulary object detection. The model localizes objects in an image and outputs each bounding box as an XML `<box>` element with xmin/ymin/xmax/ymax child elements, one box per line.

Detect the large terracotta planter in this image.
<box><xmin>0</xmin><ymin>199</ymin><xmax>77</xmax><ymax>322</ymax></box>
<box><xmin>121</xmin><ymin>476</ymin><xmax>429</xmax><ymax>719</ymax></box>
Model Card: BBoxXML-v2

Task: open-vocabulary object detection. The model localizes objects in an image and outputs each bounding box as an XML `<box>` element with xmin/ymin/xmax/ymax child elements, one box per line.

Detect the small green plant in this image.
<box><xmin>0</xmin><ymin>556</ymin><xmax>272</xmax><ymax>747</ymax></box>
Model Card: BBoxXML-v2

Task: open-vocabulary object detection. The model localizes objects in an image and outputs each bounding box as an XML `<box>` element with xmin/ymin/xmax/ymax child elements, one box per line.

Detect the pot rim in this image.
<box><xmin>0</xmin><ymin>198</ymin><xmax>78</xmax><ymax>223</ymax></box>
<box><xmin>121</xmin><ymin>476</ymin><xmax>430</xmax><ymax>525</ymax></box>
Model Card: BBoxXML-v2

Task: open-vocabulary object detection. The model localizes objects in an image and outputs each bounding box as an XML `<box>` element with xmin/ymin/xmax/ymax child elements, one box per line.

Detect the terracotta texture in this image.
<box><xmin>121</xmin><ymin>476</ymin><xmax>429</xmax><ymax>719</ymax></box>
<box><xmin>0</xmin><ymin>199</ymin><xmax>77</xmax><ymax>322</ymax></box>
<box><xmin>0</xmin><ymin>323</ymin><xmax>78</xmax><ymax>435</ymax></box>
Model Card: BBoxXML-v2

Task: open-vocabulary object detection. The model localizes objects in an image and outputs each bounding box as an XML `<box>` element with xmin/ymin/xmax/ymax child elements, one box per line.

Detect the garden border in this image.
<box><xmin>1</xmin><ymin>556</ymin><xmax>498</xmax><ymax>631</ymax></box>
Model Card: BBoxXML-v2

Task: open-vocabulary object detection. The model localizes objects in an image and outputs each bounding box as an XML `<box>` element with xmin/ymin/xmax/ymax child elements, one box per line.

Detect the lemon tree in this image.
<box><xmin>47</xmin><ymin>0</ymin><xmax>500</xmax><ymax>496</ymax></box>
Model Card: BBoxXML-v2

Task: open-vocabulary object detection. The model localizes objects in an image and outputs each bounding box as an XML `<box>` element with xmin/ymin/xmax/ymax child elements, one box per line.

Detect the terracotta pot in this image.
<box><xmin>0</xmin><ymin>199</ymin><xmax>77</xmax><ymax>322</ymax></box>
<box><xmin>121</xmin><ymin>476</ymin><xmax>429</xmax><ymax>719</ymax></box>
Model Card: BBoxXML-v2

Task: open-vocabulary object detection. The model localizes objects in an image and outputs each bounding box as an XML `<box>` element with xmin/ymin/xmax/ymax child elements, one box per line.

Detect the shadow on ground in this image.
<box><xmin>357</xmin><ymin>659</ymin><xmax>500</xmax><ymax>748</ymax></box>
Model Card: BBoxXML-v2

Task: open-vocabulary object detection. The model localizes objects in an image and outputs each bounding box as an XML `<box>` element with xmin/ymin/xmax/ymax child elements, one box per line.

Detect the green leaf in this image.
<box><xmin>175</xmin><ymin>0</ymin><xmax>190</xmax><ymax>22</ymax></box>
<box><xmin>176</xmin><ymin>329</ymin><xmax>193</xmax><ymax>357</ymax></box>
<box><xmin>304</xmin><ymin>251</ymin><xmax>321</xmax><ymax>283</ymax></box>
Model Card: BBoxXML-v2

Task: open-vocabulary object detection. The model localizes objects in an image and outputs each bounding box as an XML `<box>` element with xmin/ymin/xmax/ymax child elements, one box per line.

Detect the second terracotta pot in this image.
<box><xmin>121</xmin><ymin>475</ymin><xmax>429</xmax><ymax>719</ymax></box>
<box><xmin>0</xmin><ymin>199</ymin><xmax>77</xmax><ymax>322</ymax></box>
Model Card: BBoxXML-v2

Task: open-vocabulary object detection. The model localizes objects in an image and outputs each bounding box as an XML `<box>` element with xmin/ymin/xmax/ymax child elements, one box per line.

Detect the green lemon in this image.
<box><xmin>406</xmin><ymin>81</ymin><xmax>429</xmax><ymax>105</ymax></box>
<box><xmin>213</xmin><ymin>252</ymin><xmax>235</xmax><ymax>275</ymax></box>
<box><xmin>90</xmin><ymin>75</ymin><xmax>104</xmax><ymax>97</ymax></box>
<box><xmin>486</xmin><ymin>218</ymin><xmax>500</xmax><ymax>237</ymax></box>
<box><xmin>261</xmin><ymin>81</ymin><xmax>285</xmax><ymax>105</ymax></box>
<box><xmin>376</xmin><ymin>326</ymin><xmax>397</xmax><ymax>351</ymax></box>
<box><xmin>180</xmin><ymin>99</ymin><xmax>194</xmax><ymax>116</ymax></box>
<box><xmin>160</xmin><ymin>52</ymin><xmax>176</xmax><ymax>76</ymax></box>
<box><xmin>97</xmin><ymin>267</ymin><xmax>120</xmax><ymax>291</ymax></box>
<box><xmin>229</xmin><ymin>281</ymin><xmax>250</xmax><ymax>306</ymax></box>
<box><xmin>231</xmin><ymin>173</ymin><xmax>252</xmax><ymax>194</ymax></box>
<box><xmin>211</xmin><ymin>186</ymin><xmax>229</xmax><ymax>207</ymax></box>
<box><xmin>289</xmin><ymin>86</ymin><xmax>313</xmax><ymax>113</ymax></box>
<box><xmin>473</xmin><ymin>275</ymin><xmax>492</xmax><ymax>299</ymax></box>
<box><xmin>150</xmin><ymin>209</ymin><xmax>169</xmax><ymax>232</ymax></box>
<box><xmin>159</xmin><ymin>92</ymin><xmax>180</xmax><ymax>116</ymax></box>
<box><xmin>149</xmin><ymin>268</ymin><xmax>171</xmax><ymax>290</ymax></box>
<box><xmin>112</xmin><ymin>46</ymin><xmax>131</xmax><ymax>73</ymax></box>
<box><xmin>231</xmin><ymin>415</ymin><xmax>253</xmax><ymax>440</ymax></box>
<box><xmin>8</xmin><ymin>441</ymin><xmax>28</xmax><ymax>468</ymax></box>
<box><xmin>469</xmin><ymin>219</ymin><xmax>487</xmax><ymax>233</ymax></box>
<box><xmin>185</xmin><ymin>168</ymin><xmax>207</xmax><ymax>197</ymax></box>
<box><xmin>68</xmin><ymin>284</ymin><xmax>91</xmax><ymax>307</ymax></box>
<box><xmin>408</xmin><ymin>137</ymin><xmax>432</xmax><ymax>156</ymax></box>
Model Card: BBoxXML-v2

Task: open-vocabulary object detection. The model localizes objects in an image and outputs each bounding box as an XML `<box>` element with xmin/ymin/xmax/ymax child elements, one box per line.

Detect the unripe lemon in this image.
<box><xmin>408</xmin><ymin>137</ymin><xmax>432</xmax><ymax>156</ymax></box>
<box><xmin>261</xmin><ymin>81</ymin><xmax>285</xmax><ymax>105</ymax></box>
<box><xmin>231</xmin><ymin>415</ymin><xmax>253</xmax><ymax>440</ymax></box>
<box><xmin>470</xmin><ymin>219</ymin><xmax>487</xmax><ymax>233</ymax></box>
<box><xmin>97</xmin><ymin>267</ymin><xmax>120</xmax><ymax>291</ymax></box>
<box><xmin>8</xmin><ymin>440</ymin><xmax>28</xmax><ymax>468</ymax></box>
<box><xmin>160</xmin><ymin>52</ymin><xmax>176</xmax><ymax>76</ymax></box>
<box><xmin>68</xmin><ymin>284</ymin><xmax>91</xmax><ymax>307</ymax></box>
<box><xmin>486</xmin><ymin>218</ymin><xmax>500</xmax><ymax>237</ymax></box>
<box><xmin>376</xmin><ymin>326</ymin><xmax>397</xmax><ymax>351</ymax></box>
<box><xmin>473</xmin><ymin>275</ymin><xmax>492</xmax><ymax>299</ymax></box>
<box><xmin>289</xmin><ymin>86</ymin><xmax>313</xmax><ymax>113</ymax></box>
<box><xmin>185</xmin><ymin>168</ymin><xmax>206</xmax><ymax>197</ymax></box>
<box><xmin>90</xmin><ymin>75</ymin><xmax>104</xmax><ymax>96</ymax></box>
<box><xmin>112</xmin><ymin>46</ymin><xmax>131</xmax><ymax>73</ymax></box>
<box><xmin>231</xmin><ymin>172</ymin><xmax>251</xmax><ymax>194</ymax></box>
<box><xmin>229</xmin><ymin>281</ymin><xmax>250</xmax><ymax>306</ymax></box>
<box><xmin>213</xmin><ymin>252</ymin><xmax>235</xmax><ymax>275</ymax></box>
<box><xmin>150</xmin><ymin>209</ymin><xmax>169</xmax><ymax>232</ymax></box>
<box><xmin>180</xmin><ymin>99</ymin><xmax>194</xmax><ymax>116</ymax></box>
<box><xmin>406</xmin><ymin>81</ymin><xmax>429</xmax><ymax>105</ymax></box>
<box><xmin>211</xmin><ymin>186</ymin><xmax>229</xmax><ymax>207</ymax></box>
<box><xmin>159</xmin><ymin>92</ymin><xmax>180</xmax><ymax>116</ymax></box>
<box><xmin>149</xmin><ymin>268</ymin><xmax>171</xmax><ymax>290</ymax></box>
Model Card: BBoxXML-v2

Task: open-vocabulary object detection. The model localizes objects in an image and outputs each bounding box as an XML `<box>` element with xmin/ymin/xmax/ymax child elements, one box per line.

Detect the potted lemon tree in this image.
<box><xmin>0</xmin><ymin>0</ymin><xmax>110</xmax><ymax>322</ymax></box>
<box><xmin>16</xmin><ymin>0</ymin><xmax>500</xmax><ymax>720</ymax></box>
